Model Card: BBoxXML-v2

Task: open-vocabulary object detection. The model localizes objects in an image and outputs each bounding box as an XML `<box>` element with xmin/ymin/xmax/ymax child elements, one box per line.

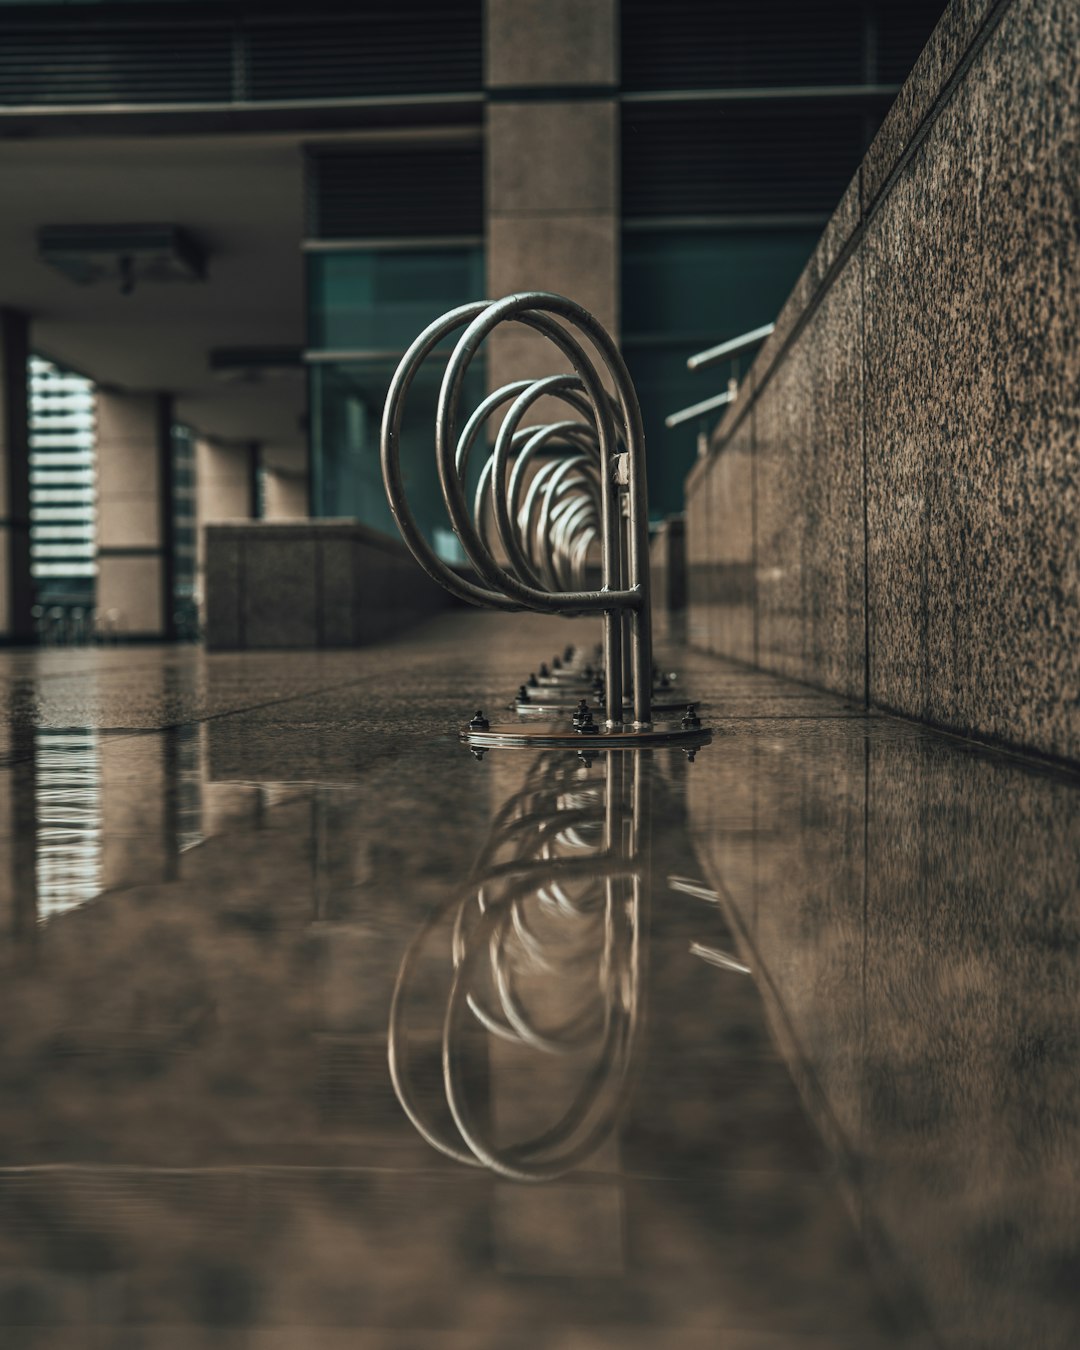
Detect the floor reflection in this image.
<box><xmin>391</xmin><ymin>750</ymin><xmax>647</xmax><ymax>1181</ymax></box>
<box><xmin>0</xmin><ymin>629</ymin><xmax>1076</xmax><ymax>1346</ymax></box>
<box><xmin>33</xmin><ymin>728</ymin><xmax>102</xmax><ymax>922</ymax></box>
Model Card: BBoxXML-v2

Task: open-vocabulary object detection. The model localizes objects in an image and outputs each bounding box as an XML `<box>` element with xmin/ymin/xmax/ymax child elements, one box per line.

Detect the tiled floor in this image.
<box><xmin>0</xmin><ymin>612</ymin><xmax>1077</xmax><ymax>1348</ymax></box>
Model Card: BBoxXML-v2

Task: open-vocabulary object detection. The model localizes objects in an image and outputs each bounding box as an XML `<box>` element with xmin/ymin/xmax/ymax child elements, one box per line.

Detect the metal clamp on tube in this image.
<box><xmin>380</xmin><ymin>291</ymin><xmax>709</xmax><ymax>749</ymax></box>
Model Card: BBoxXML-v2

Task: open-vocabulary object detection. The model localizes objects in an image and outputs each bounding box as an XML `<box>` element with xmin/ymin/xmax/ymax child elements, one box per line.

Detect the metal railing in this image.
<box><xmin>685</xmin><ymin>321</ymin><xmax>775</xmax><ymax>372</ymax></box>
<box><xmin>663</xmin><ymin>320</ymin><xmax>776</xmax><ymax>434</ymax></box>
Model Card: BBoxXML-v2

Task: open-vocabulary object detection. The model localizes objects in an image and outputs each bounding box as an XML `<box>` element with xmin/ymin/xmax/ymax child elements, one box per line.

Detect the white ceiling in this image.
<box><xmin>0</xmin><ymin>131</ymin><xmax>308</xmax><ymax>466</ymax></box>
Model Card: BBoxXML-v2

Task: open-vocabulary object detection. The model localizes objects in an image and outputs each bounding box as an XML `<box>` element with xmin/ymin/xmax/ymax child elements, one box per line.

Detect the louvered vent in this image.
<box><xmin>248</xmin><ymin>5</ymin><xmax>482</xmax><ymax>101</ymax></box>
<box><xmin>306</xmin><ymin>144</ymin><xmax>483</xmax><ymax>239</ymax></box>
<box><xmin>0</xmin><ymin>2</ymin><xmax>482</xmax><ymax>108</ymax></box>
<box><xmin>0</xmin><ymin>22</ymin><xmax>232</xmax><ymax>106</ymax></box>
<box><xmin>622</xmin><ymin>104</ymin><xmax>870</xmax><ymax>218</ymax></box>
<box><xmin>876</xmin><ymin>2</ymin><xmax>950</xmax><ymax>84</ymax></box>
<box><xmin>622</xmin><ymin>0</ymin><xmax>866</xmax><ymax>92</ymax></box>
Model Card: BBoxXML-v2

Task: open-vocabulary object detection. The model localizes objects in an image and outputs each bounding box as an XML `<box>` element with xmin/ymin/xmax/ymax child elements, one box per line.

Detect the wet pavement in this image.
<box><xmin>0</xmin><ymin>611</ymin><xmax>1077</xmax><ymax>1348</ymax></box>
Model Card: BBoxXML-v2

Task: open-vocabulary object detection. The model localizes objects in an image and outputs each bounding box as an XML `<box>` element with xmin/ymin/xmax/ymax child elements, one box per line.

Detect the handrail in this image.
<box><xmin>663</xmin><ymin>387</ymin><xmax>735</xmax><ymax>429</ymax></box>
<box><xmin>686</xmin><ymin>321</ymin><xmax>775</xmax><ymax>371</ymax></box>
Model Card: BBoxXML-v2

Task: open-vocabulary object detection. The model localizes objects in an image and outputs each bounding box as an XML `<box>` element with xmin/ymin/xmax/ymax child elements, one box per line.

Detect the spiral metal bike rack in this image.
<box><xmin>381</xmin><ymin>291</ymin><xmax>709</xmax><ymax>749</ymax></box>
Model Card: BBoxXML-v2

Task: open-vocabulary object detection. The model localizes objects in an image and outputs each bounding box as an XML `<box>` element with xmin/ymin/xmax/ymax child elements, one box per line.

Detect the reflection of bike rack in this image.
<box><xmin>389</xmin><ymin>749</ymin><xmax>652</xmax><ymax>1181</ymax></box>
<box><xmin>381</xmin><ymin>292</ymin><xmax>710</xmax><ymax>750</ymax></box>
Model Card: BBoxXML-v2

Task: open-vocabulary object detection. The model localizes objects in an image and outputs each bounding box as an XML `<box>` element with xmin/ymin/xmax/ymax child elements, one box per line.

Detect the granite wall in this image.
<box><xmin>204</xmin><ymin>520</ymin><xmax>454</xmax><ymax>650</ymax></box>
<box><xmin>685</xmin><ymin>0</ymin><xmax>1079</xmax><ymax>764</ymax></box>
<box><xmin>648</xmin><ymin>515</ymin><xmax>686</xmax><ymax>613</ymax></box>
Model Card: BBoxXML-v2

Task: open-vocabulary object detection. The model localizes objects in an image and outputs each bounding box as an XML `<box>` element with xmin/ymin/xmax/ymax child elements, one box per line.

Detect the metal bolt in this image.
<box><xmin>681</xmin><ymin>703</ymin><xmax>701</xmax><ymax>729</ymax></box>
<box><xmin>471</xmin><ymin>746</ymin><xmax>487</xmax><ymax>761</ymax></box>
<box><xmin>553</xmin><ymin>655</ymin><xmax>562</xmax><ymax>670</ymax></box>
<box><xmin>527</xmin><ymin>672</ymin><xmax>539</xmax><ymax>688</ymax></box>
<box><xmin>539</xmin><ymin>662</ymin><xmax>549</xmax><ymax>678</ymax></box>
<box><xmin>577</xmin><ymin>747</ymin><xmax>598</xmax><ymax>769</ymax></box>
<box><xmin>684</xmin><ymin>747</ymin><xmax>697</xmax><ymax>763</ymax></box>
<box><xmin>574</xmin><ymin>701</ymin><xmax>599</xmax><ymax>735</ymax></box>
<box><xmin>469</xmin><ymin>709</ymin><xmax>490</xmax><ymax>730</ymax></box>
<box><xmin>564</xmin><ymin>645</ymin><xmax>575</xmax><ymax>663</ymax></box>
<box><xmin>517</xmin><ymin>685</ymin><xmax>530</xmax><ymax>703</ymax></box>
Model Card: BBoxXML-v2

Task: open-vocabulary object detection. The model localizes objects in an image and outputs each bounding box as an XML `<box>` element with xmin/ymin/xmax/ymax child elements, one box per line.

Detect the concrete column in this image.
<box><xmin>0</xmin><ymin>309</ymin><xmax>33</xmax><ymax>643</ymax></box>
<box><xmin>196</xmin><ymin>436</ymin><xmax>256</xmax><ymax>523</ymax></box>
<box><xmin>262</xmin><ymin>445</ymin><xmax>309</xmax><ymax>520</ymax></box>
<box><xmin>484</xmin><ymin>0</ymin><xmax>619</xmax><ymax>404</ymax></box>
<box><xmin>194</xmin><ymin>435</ymin><xmax>258</xmax><ymax>608</ymax></box>
<box><xmin>95</xmin><ymin>390</ymin><xmax>175</xmax><ymax>640</ymax></box>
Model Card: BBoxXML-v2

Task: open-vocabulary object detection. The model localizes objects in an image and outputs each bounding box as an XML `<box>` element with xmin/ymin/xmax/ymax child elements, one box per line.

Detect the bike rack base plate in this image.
<box><xmin>515</xmin><ymin>695</ymin><xmax>691</xmax><ymax>717</ymax></box>
<box><xmin>463</xmin><ymin>719</ymin><xmax>711</xmax><ymax>750</ymax></box>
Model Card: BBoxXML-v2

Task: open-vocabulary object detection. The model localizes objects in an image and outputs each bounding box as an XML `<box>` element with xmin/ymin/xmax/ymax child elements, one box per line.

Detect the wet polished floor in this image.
<box><xmin>1</xmin><ymin>613</ymin><xmax>1077</xmax><ymax>1348</ymax></box>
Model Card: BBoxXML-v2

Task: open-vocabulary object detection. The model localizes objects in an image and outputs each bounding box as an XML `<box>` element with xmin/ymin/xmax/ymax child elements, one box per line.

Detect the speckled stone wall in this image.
<box><xmin>204</xmin><ymin>521</ymin><xmax>452</xmax><ymax>650</ymax></box>
<box><xmin>708</xmin><ymin>414</ymin><xmax>756</xmax><ymax>665</ymax></box>
<box><xmin>685</xmin><ymin>0</ymin><xmax>1079</xmax><ymax>763</ymax></box>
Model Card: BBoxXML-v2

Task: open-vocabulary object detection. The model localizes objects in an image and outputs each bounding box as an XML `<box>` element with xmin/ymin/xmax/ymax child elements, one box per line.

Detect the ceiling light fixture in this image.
<box><xmin>37</xmin><ymin>224</ymin><xmax>207</xmax><ymax>296</ymax></box>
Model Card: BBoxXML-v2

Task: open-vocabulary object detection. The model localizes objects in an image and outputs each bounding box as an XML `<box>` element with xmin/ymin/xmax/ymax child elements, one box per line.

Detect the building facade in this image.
<box><xmin>0</xmin><ymin>0</ymin><xmax>945</xmax><ymax>640</ymax></box>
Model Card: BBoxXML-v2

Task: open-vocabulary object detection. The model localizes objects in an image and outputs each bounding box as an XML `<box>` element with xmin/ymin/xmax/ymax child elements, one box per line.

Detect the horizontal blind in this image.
<box><xmin>306</xmin><ymin>144</ymin><xmax>483</xmax><ymax>239</ymax></box>
<box><xmin>622</xmin><ymin>103</ymin><xmax>870</xmax><ymax>218</ymax></box>
<box><xmin>622</xmin><ymin>1</ymin><xmax>866</xmax><ymax>92</ymax></box>
<box><xmin>0</xmin><ymin>2</ymin><xmax>482</xmax><ymax>107</ymax></box>
<box><xmin>0</xmin><ymin>23</ymin><xmax>232</xmax><ymax>105</ymax></box>
<box><xmin>248</xmin><ymin>6</ymin><xmax>482</xmax><ymax>101</ymax></box>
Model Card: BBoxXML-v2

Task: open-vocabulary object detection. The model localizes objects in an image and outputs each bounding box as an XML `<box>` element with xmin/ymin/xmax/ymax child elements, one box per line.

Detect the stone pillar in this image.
<box><xmin>0</xmin><ymin>309</ymin><xmax>33</xmax><ymax>643</ymax></box>
<box><xmin>95</xmin><ymin>390</ymin><xmax>175</xmax><ymax>640</ymax></box>
<box><xmin>485</xmin><ymin>0</ymin><xmax>619</xmax><ymax>404</ymax></box>
<box><xmin>196</xmin><ymin>437</ymin><xmax>257</xmax><ymax>525</ymax></box>
<box><xmin>262</xmin><ymin>446</ymin><xmax>309</xmax><ymax>520</ymax></box>
<box><xmin>194</xmin><ymin>436</ymin><xmax>258</xmax><ymax>610</ymax></box>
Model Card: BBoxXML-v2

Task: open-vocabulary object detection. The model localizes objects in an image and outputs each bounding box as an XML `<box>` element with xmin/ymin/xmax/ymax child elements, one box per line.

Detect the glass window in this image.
<box><xmin>622</xmin><ymin>228</ymin><xmax>821</xmax><ymax>519</ymax></box>
<box><xmin>309</xmin><ymin>356</ymin><xmax>484</xmax><ymax>553</ymax></box>
<box><xmin>307</xmin><ymin>245</ymin><xmax>484</xmax><ymax>545</ymax></box>
<box><xmin>308</xmin><ymin>248</ymin><xmax>484</xmax><ymax>354</ymax></box>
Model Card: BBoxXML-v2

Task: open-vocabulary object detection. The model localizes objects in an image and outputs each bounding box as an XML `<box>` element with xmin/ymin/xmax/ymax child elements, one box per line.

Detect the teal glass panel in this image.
<box><xmin>308</xmin><ymin>248</ymin><xmax>484</xmax><ymax>353</ymax></box>
<box><xmin>308</xmin><ymin>244</ymin><xmax>485</xmax><ymax>543</ymax></box>
<box><xmin>310</xmin><ymin>356</ymin><xmax>485</xmax><ymax>555</ymax></box>
<box><xmin>622</xmin><ymin>228</ymin><xmax>821</xmax><ymax>519</ymax></box>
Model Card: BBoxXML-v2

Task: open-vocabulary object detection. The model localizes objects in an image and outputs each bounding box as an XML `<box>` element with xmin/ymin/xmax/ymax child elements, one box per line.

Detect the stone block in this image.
<box><xmin>487</xmin><ymin>101</ymin><xmax>616</xmax><ymax>215</ymax></box>
<box><xmin>685</xmin><ymin>457</ymin><xmax>710</xmax><ymax>649</ymax></box>
<box><xmin>707</xmin><ymin>415</ymin><xmax>755</xmax><ymax>664</ymax></box>
<box><xmin>864</xmin><ymin>0</ymin><xmax>1080</xmax><ymax>760</ymax></box>
<box><xmin>862</xmin><ymin>0</ymin><xmax>998</xmax><ymax>209</ymax></box>
<box><xmin>486</xmin><ymin>214</ymin><xmax>619</xmax><ymax>335</ymax></box>
<box><xmin>319</xmin><ymin>534</ymin><xmax>356</xmax><ymax>647</ymax></box>
<box><xmin>96</xmin><ymin>492</ymin><xmax>161</xmax><ymax>550</ymax></box>
<box><xmin>96</xmin><ymin>554</ymin><xmax>165</xmax><ymax>636</ymax></box>
<box><xmin>755</xmin><ymin>258</ymin><xmax>866</xmax><ymax>700</ymax></box>
<box><xmin>486</xmin><ymin>0</ymin><xmax>617</xmax><ymax>88</ymax></box>
<box><xmin>203</xmin><ymin>522</ymin><xmax>454</xmax><ymax>650</ymax></box>
<box><xmin>242</xmin><ymin>536</ymin><xmax>318</xmax><ymax>649</ymax></box>
<box><xmin>204</xmin><ymin>529</ymin><xmax>241</xmax><ymax>650</ymax></box>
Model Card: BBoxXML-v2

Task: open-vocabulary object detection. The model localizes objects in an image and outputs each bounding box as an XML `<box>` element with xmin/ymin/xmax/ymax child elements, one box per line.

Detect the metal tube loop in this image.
<box><xmin>380</xmin><ymin>292</ymin><xmax>656</xmax><ymax>725</ymax></box>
